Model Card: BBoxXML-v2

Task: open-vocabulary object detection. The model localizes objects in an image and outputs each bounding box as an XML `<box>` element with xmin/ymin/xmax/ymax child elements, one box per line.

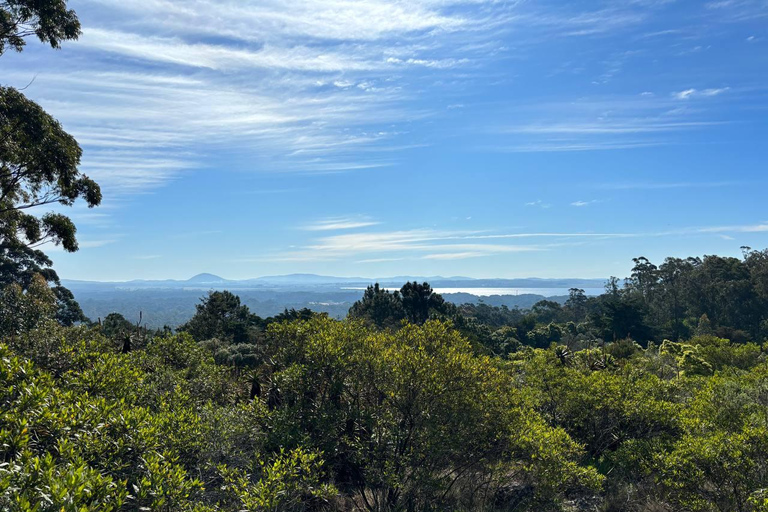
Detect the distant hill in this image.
<box><xmin>186</xmin><ymin>273</ymin><xmax>228</xmax><ymax>283</ymax></box>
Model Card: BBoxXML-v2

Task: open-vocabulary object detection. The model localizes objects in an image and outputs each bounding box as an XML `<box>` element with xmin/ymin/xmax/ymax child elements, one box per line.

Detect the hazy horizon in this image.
<box><xmin>62</xmin><ymin>272</ymin><xmax>611</xmax><ymax>284</ymax></box>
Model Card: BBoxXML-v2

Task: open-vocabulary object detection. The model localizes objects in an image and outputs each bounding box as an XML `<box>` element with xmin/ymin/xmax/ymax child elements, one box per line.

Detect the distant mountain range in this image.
<box><xmin>63</xmin><ymin>273</ymin><xmax>608</xmax><ymax>290</ymax></box>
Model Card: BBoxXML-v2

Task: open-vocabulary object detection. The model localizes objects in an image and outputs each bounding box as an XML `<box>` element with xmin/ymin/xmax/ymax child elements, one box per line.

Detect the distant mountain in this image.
<box><xmin>186</xmin><ymin>273</ymin><xmax>228</xmax><ymax>283</ymax></box>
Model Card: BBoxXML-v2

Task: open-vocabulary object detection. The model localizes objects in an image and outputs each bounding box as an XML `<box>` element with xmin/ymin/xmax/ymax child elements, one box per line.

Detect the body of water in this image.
<box><xmin>342</xmin><ymin>287</ymin><xmax>604</xmax><ymax>297</ymax></box>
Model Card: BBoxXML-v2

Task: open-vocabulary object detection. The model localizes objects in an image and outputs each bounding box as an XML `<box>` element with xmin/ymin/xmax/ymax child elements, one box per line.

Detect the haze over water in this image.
<box><xmin>343</xmin><ymin>287</ymin><xmax>606</xmax><ymax>297</ymax></box>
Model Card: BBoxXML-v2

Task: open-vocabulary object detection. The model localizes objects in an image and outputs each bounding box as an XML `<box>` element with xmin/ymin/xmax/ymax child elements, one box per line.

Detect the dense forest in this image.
<box><xmin>3</xmin><ymin>1</ymin><xmax>768</xmax><ymax>511</ymax></box>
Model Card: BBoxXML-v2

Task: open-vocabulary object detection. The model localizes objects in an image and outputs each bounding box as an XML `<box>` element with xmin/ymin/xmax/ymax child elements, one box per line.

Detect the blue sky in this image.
<box><xmin>4</xmin><ymin>0</ymin><xmax>768</xmax><ymax>281</ymax></box>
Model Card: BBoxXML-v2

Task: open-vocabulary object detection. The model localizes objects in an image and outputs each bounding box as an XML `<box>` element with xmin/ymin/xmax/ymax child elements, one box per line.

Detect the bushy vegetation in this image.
<box><xmin>2</xmin><ymin>269</ymin><xmax>768</xmax><ymax>511</ymax></box>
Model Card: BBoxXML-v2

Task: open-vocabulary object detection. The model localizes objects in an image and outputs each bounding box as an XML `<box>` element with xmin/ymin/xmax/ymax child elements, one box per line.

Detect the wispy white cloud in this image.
<box><xmin>705</xmin><ymin>0</ymin><xmax>768</xmax><ymax>21</ymax></box>
<box><xmin>461</xmin><ymin>232</ymin><xmax>635</xmax><ymax>240</ymax></box>
<box><xmin>80</xmin><ymin>29</ymin><xmax>384</xmax><ymax>72</ymax></box>
<box><xmin>673</xmin><ymin>87</ymin><xmax>730</xmax><ymax>100</ymax></box>
<box><xmin>698</xmin><ymin>222</ymin><xmax>768</xmax><ymax>234</ymax></box>
<box><xmin>78</xmin><ymin>239</ymin><xmax>118</xmax><ymax>249</ymax></box>
<box><xmin>571</xmin><ymin>200</ymin><xmax>599</xmax><ymax>207</ymax></box>
<box><xmin>14</xmin><ymin>66</ymin><xmax>414</xmax><ymax>193</ymax></box>
<box><xmin>11</xmin><ymin>0</ymin><xmax>514</xmax><ymax>198</ymax></box>
<box><xmin>512</xmin><ymin>7</ymin><xmax>649</xmax><ymax>38</ymax></box>
<box><xmin>260</xmin><ymin>228</ymin><xmax>548</xmax><ymax>262</ymax></box>
<box><xmin>490</xmin><ymin>90</ymin><xmax>732</xmax><ymax>153</ymax></box>
<box><xmin>385</xmin><ymin>56</ymin><xmax>469</xmax><ymax>69</ymax></box>
<box><xmin>491</xmin><ymin>141</ymin><xmax>665</xmax><ymax>153</ymax></box>
<box><xmin>422</xmin><ymin>251</ymin><xmax>490</xmax><ymax>260</ymax></box>
<box><xmin>302</xmin><ymin>216</ymin><xmax>381</xmax><ymax>231</ymax></box>
<box><xmin>246</xmin><ymin>220</ymin><xmax>768</xmax><ymax>264</ymax></box>
<box><xmin>507</xmin><ymin>121</ymin><xmax>720</xmax><ymax>134</ymax></box>
<box><xmin>80</xmin><ymin>0</ymin><xmax>482</xmax><ymax>42</ymax></box>
<box><xmin>355</xmin><ymin>257</ymin><xmax>408</xmax><ymax>264</ymax></box>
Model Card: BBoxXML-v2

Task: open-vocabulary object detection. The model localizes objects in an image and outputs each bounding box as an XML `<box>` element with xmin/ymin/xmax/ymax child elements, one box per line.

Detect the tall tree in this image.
<box><xmin>348</xmin><ymin>283</ymin><xmax>405</xmax><ymax>329</ymax></box>
<box><xmin>1</xmin><ymin>0</ymin><xmax>97</xmax><ymax>325</ymax></box>
<box><xmin>655</xmin><ymin>257</ymin><xmax>697</xmax><ymax>340</ymax></box>
<box><xmin>0</xmin><ymin>0</ymin><xmax>80</xmax><ymax>54</ymax></box>
<box><xmin>565</xmin><ymin>288</ymin><xmax>588</xmax><ymax>322</ymax></box>
<box><xmin>400</xmin><ymin>281</ymin><xmax>446</xmax><ymax>325</ymax></box>
<box><xmin>629</xmin><ymin>256</ymin><xmax>659</xmax><ymax>301</ymax></box>
<box><xmin>180</xmin><ymin>291</ymin><xmax>262</xmax><ymax>344</ymax></box>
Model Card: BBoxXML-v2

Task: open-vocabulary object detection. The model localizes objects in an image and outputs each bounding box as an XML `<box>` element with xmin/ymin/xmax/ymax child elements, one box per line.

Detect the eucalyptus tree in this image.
<box><xmin>0</xmin><ymin>0</ymin><xmax>80</xmax><ymax>54</ymax></box>
<box><xmin>1</xmin><ymin>0</ymin><xmax>99</xmax><ymax>324</ymax></box>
